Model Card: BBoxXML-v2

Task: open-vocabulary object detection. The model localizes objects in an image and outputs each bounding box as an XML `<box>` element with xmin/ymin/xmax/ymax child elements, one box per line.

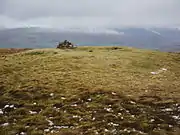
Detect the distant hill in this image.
<box><xmin>0</xmin><ymin>27</ymin><xmax>180</xmax><ymax>51</ymax></box>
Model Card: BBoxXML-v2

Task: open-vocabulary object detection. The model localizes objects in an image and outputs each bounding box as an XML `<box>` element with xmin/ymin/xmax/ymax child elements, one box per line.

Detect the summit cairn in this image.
<box><xmin>56</xmin><ymin>40</ymin><xmax>76</xmax><ymax>49</ymax></box>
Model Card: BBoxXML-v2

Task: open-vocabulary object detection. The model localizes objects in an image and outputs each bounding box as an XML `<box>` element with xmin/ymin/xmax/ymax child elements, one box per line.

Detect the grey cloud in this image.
<box><xmin>0</xmin><ymin>0</ymin><xmax>180</xmax><ymax>28</ymax></box>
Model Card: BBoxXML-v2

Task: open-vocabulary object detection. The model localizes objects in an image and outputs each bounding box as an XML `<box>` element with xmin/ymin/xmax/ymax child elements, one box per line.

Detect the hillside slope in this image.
<box><xmin>0</xmin><ymin>47</ymin><xmax>180</xmax><ymax>135</ymax></box>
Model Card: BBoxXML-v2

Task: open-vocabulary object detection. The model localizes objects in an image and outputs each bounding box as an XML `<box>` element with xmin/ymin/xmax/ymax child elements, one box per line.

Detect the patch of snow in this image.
<box><xmin>1</xmin><ymin>123</ymin><xmax>9</xmax><ymax>127</ymax></box>
<box><xmin>0</xmin><ymin>109</ymin><xmax>3</xmax><ymax>114</ymax></box>
<box><xmin>104</xmin><ymin>129</ymin><xmax>109</xmax><ymax>132</ymax></box>
<box><xmin>20</xmin><ymin>132</ymin><xmax>26</xmax><ymax>135</ymax></box>
<box><xmin>161</xmin><ymin>68</ymin><xmax>167</xmax><ymax>71</ymax></box>
<box><xmin>151</xmin><ymin>72</ymin><xmax>158</xmax><ymax>75</ymax></box>
<box><xmin>71</xmin><ymin>104</ymin><xmax>77</xmax><ymax>107</ymax></box>
<box><xmin>146</xmin><ymin>28</ymin><xmax>161</xmax><ymax>35</ymax></box>
<box><xmin>44</xmin><ymin>129</ymin><xmax>50</xmax><ymax>132</ymax></box>
<box><xmin>150</xmin><ymin>119</ymin><xmax>155</xmax><ymax>122</ymax></box>
<box><xmin>112</xmin><ymin>92</ymin><xmax>116</xmax><ymax>95</ymax></box>
<box><xmin>108</xmin><ymin>122</ymin><xmax>119</xmax><ymax>126</ymax></box>
<box><xmin>54</xmin><ymin>125</ymin><xmax>69</xmax><ymax>129</ymax></box>
<box><xmin>25</xmin><ymin>126</ymin><xmax>30</xmax><ymax>128</ymax></box>
<box><xmin>87</xmin><ymin>98</ymin><xmax>92</xmax><ymax>101</ymax></box>
<box><xmin>162</xmin><ymin>108</ymin><xmax>173</xmax><ymax>112</ymax></box>
<box><xmin>126</xmin><ymin>110</ymin><xmax>130</xmax><ymax>113</ymax></box>
<box><xmin>129</xmin><ymin>101</ymin><xmax>136</xmax><ymax>104</ymax></box>
<box><xmin>4</xmin><ymin>105</ymin><xmax>9</xmax><ymax>108</ymax></box>
<box><xmin>61</xmin><ymin>97</ymin><xmax>66</xmax><ymax>100</ymax></box>
<box><xmin>50</xmin><ymin>93</ymin><xmax>54</xmax><ymax>97</ymax></box>
<box><xmin>9</xmin><ymin>105</ymin><xmax>14</xmax><ymax>108</ymax></box>
<box><xmin>172</xmin><ymin>115</ymin><xmax>179</xmax><ymax>120</ymax></box>
<box><xmin>72</xmin><ymin>115</ymin><xmax>79</xmax><ymax>118</ymax></box>
<box><xmin>104</xmin><ymin>107</ymin><xmax>113</xmax><ymax>112</ymax></box>
<box><xmin>46</xmin><ymin>119</ymin><xmax>54</xmax><ymax>126</ymax></box>
<box><xmin>29</xmin><ymin>111</ymin><xmax>37</xmax><ymax>114</ymax></box>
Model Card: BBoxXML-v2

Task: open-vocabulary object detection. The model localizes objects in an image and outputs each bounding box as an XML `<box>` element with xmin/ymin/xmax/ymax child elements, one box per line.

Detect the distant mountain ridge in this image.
<box><xmin>0</xmin><ymin>27</ymin><xmax>180</xmax><ymax>51</ymax></box>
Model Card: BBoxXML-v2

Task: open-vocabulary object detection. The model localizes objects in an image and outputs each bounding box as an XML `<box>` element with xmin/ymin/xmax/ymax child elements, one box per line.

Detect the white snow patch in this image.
<box><xmin>61</xmin><ymin>97</ymin><xmax>66</xmax><ymax>100</ymax></box>
<box><xmin>151</xmin><ymin>72</ymin><xmax>158</xmax><ymax>75</ymax></box>
<box><xmin>71</xmin><ymin>104</ymin><xmax>77</xmax><ymax>107</ymax></box>
<box><xmin>161</xmin><ymin>68</ymin><xmax>167</xmax><ymax>71</ymax></box>
<box><xmin>54</xmin><ymin>125</ymin><xmax>69</xmax><ymax>129</ymax></box>
<box><xmin>50</xmin><ymin>93</ymin><xmax>54</xmax><ymax>97</ymax></box>
<box><xmin>46</xmin><ymin>119</ymin><xmax>54</xmax><ymax>126</ymax></box>
<box><xmin>87</xmin><ymin>98</ymin><xmax>92</xmax><ymax>101</ymax></box>
<box><xmin>0</xmin><ymin>109</ymin><xmax>3</xmax><ymax>114</ymax></box>
<box><xmin>162</xmin><ymin>108</ymin><xmax>173</xmax><ymax>112</ymax></box>
<box><xmin>172</xmin><ymin>115</ymin><xmax>179</xmax><ymax>120</ymax></box>
<box><xmin>130</xmin><ymin>101</ymin><xmax>136</xmax><ymax>104</ymax></box>
<box><xmin>4</xmin><ymin>105</ymin><xmax>9</xmax><ymax>108</ymax></box>
<box><xmin>146</xmin><ymin>28</ymin><xmax>161</xmax><ymax>35</ymax></box>
<box><xmin>20</xmin><ymin>132</ymin><xmax>26</xmax><ymax>135</ymax></box>
<box><xmin>1</xmin><ymin>123</ymin><xmax>9</xmax><ymax>127</ymax></box>
<box><xmin>29</xmin><ymin>111</ymin><xmax>37</xmax><ymax>114</ymax></box>
<box><xmin>9</xmin><ymin>105</ymin><xmax>14</xmax><ymax>108</ymax></box>
<box><xmin>104</xmin><ymin>107</ymin><xmax>113</xmax><ymax>112</ymax></box>
<box><xmin>44</xmin><ymin>129</ymin><xmax>50</xmax><ymax>132</ymax></box>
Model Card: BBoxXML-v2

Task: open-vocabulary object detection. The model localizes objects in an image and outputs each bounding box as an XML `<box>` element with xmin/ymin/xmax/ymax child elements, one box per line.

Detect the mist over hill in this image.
<box><xmin>0</xmin><ymin>27</ymin><xmax>180</xmax><ymax>51</ymax></box>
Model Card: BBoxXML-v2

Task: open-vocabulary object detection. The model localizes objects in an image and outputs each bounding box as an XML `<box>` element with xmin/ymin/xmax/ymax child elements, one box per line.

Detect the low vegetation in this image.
<box><xmin>0</xmin><ymin>47</ymin><xmax>180</xmax><ymax>135</ymax></box>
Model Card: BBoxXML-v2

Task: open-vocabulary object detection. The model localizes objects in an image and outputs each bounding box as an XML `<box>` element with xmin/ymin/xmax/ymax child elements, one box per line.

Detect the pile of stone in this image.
<box><xmin>56</xmin><ymin>40</ymin><xmax>76</xmax><ymax>49</ymax></box>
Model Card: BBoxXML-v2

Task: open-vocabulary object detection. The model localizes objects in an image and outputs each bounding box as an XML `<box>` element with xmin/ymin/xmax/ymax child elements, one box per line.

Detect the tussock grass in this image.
<box><xmin>1</xmin><ymin>47</ymin><xmax>180</xmax><ymax>99</ymax></box>
<box><xmin>0</xmin><ymin>46</ymin><xmax>180</xmax><ymax>135</ymax></box>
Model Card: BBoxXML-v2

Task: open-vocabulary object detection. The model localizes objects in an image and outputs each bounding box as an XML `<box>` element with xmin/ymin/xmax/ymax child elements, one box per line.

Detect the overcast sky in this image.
<box><xmin>0</xmin><ymin>0</ymin><xmax>180</xmax><ymax>28</ymax></box>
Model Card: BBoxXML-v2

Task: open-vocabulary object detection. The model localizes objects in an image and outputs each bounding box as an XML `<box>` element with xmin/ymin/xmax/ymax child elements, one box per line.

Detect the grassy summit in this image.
<box><xmin>0</xmin><ymin>47</ymin><xmax>180</xmax><ymax>135</ymax></box>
